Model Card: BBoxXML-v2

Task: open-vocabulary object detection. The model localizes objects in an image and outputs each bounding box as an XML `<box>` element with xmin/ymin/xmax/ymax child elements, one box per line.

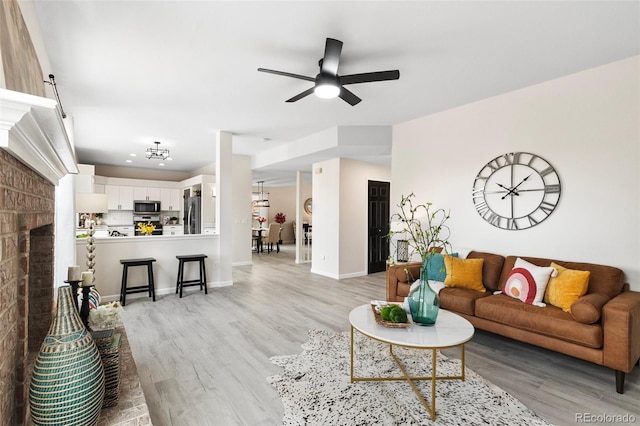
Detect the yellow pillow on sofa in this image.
<box><xmin>544</xmin><ymin>262</ymin><xmax>590</xmax><ymax>312</ymax></box>
<box><xmin>443</xmin><ymin>255</ymin><xmax>486</xmax><ymax>292</ymax></box>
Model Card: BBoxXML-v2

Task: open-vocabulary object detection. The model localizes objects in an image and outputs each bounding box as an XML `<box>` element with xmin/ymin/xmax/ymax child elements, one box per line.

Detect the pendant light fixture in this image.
<box><xmin>256</xmin><ymin>181</ymin><xmax>270</xmax><ymax>207</ymax></box>
<box><xmin>146</xmin><ymin>141</ymin><xmax>171</xmax><ymax>160</ymax></box>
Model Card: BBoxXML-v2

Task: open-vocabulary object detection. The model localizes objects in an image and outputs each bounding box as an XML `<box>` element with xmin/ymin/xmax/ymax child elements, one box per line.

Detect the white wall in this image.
<box><xmin>392</xmin><ymin>56</ymin><xmax>640</xmax><ymax>290</ymax></box>
<box><xmin>311</xmin><ymin>158</ymin><xmax>341</xmax><ymax>278</ymax></box>
<box><xmin>311</xmin><ymin>158</ymin><xmax>391</xmax><ymax>279</ymax></box>
<box><xmin>232</xmin><ymin>154</ymin><xmax>252</xmax><ymax>266</ymax></box>
<box><xmin>339</xmin><ymin>159</ymin><xmax>391</xmax><ymax>278</ymax></box>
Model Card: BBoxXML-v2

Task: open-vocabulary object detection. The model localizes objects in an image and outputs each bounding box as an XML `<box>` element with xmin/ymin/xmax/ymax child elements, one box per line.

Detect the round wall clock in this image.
<box><xmin>472</xmin><ymin>152</ymin><xmax>561</xmax><ymax>230</ymax></box>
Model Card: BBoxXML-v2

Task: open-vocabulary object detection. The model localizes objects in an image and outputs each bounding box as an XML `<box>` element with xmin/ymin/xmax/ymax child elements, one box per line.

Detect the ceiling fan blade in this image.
<box><xmin>321</xmin><ymin>38</ymin><xmax>343</xmax><ymax>75</ymax></box>
<box><xmin>258</xmin><ymin>68</ymin><xmax>315</xmax><ymax>82</ymax></box>
<box><xmin>286</xmin><ymin>87</ymin><xmax>315</xmax><ymax>103</ymax></box>
<box><xmin>339</xmin><ymin>87</ymin><xmax>361</xmax><ymax>106</ymax></box>
<box><xmin>340</xmin><ymin>70</ymin><xmax>400</xmax><ymax>85</ymax></box>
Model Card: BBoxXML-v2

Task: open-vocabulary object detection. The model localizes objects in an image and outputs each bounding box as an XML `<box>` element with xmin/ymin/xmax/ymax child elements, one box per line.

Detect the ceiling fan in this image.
<box><xmin>258</xmin><ymin>37</ymin><xmax>400</xmax><ymax>106</ymax></box>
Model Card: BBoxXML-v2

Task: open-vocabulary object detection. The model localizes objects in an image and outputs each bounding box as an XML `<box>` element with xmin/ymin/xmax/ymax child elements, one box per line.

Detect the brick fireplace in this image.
<box><xmin>0</xmin><ymin>149</ymin><xmax>56</xmax><ymax>424</ymax></box>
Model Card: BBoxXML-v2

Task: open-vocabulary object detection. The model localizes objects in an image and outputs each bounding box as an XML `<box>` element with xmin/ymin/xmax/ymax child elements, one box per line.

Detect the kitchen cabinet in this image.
<box><xmin>106</xmin><ymin>185</ymin><xmax>134</xmax><ymax>210</ymax></box>
<box><xmin>162</xmin><ymin>225</ymin><xmax>184</xmax><ymax>236</ymax></box>
<box><xmin>160</xmin><ymin>188</ymin><xmax>182</xmax><ymax>212</ymax></box>
<box><xmin>133</xmin><ymin>187</ymin><xmax>161</xmax><ymax>201</ymax></box>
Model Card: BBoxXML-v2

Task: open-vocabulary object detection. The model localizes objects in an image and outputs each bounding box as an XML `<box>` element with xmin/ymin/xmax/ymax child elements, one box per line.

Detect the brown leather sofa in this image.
<box><xmin>386</xmin><ymin>251</ymin><xmax>640</xmax><ymax>393</ymax></box>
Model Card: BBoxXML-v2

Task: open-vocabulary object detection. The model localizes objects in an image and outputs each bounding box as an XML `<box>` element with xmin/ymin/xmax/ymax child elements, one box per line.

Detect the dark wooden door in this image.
<box><xmin>368</xmin><ymin>180</ymin><xmax>390</xmax><ymax>273</ymax></box>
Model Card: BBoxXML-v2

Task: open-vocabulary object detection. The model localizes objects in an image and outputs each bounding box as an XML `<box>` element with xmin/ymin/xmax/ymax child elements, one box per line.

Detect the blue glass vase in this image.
<box><xmin>408</xmin><ymin>260</ymin><xmax>440</xmax><ymax>326</ymax></box>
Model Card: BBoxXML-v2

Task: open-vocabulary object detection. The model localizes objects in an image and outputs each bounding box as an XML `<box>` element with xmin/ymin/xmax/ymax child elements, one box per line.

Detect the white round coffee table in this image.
<box><xmin>349</xmin><ymin>303</ymin><xmax>475</xmax><ymax>421</ymax></box>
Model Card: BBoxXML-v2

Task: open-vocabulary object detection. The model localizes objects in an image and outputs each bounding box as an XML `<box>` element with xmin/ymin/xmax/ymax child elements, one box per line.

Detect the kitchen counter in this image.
<box><xmin>75</xmin><ymin>234</ymin><xmax>226</xmax><ymax>302</ymax></box>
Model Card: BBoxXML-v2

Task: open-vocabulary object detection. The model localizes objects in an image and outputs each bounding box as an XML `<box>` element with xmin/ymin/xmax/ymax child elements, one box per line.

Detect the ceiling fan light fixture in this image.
<box><xmin>258</xmin><ymin>37</ymin><xmax>399</xmax><ymax>105</ymax></box>
<box><xmin>314</xmin><ymin>83</ymin><xmax>340</xmax><ymax>99</ymax></box>
<box><xmin>314</xmin><ymin>73</ymin><xmax>340</xmax><ymax>99</ymax></box>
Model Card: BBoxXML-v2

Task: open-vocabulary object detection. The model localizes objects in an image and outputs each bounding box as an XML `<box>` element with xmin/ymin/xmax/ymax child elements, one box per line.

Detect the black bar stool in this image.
<box><xmin>176</xmin><ymin>254</ymin><xmax>208</xmax><ymax>298</ymax></box>
<box><xmin>119</xmin><ymin>257</ymin><xmax>156</xmax><ymax>306</ymax></box>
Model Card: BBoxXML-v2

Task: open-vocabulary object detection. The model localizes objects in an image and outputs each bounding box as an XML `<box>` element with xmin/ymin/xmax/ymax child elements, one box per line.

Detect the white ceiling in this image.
<box><xmin>32</xmin><ymin>1</ymin><xmax>639</xmax><ymax>185</ymax></box>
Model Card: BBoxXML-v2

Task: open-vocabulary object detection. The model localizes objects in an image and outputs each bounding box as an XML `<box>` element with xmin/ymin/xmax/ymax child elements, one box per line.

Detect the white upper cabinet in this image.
<box><xmin>106</xmin><ymin>185</ymin><xmax>134</xmax><ymax>210</ymax></box>
<box><xmin>161</xmin><ymin>188</ymin><xmax>182</xmax><ymax>211</ymax></box>
<box><xmin>133</xmin><ymin>187</ymin><xmax>161</xmax><ymax>201</ymax></box>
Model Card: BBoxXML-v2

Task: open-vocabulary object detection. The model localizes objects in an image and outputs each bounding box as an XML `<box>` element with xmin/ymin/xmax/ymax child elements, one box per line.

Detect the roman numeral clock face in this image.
<box><xmin>472</xmin><ymin>152</ymin><xmax>561</xmax><ymax>230</ymax></box>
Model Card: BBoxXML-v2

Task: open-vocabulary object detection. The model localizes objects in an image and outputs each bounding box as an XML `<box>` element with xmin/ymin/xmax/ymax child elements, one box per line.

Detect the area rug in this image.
<box><xmin>267</xmin><ymin>329</ymin><xmax>553</xmax><ymax>426</ymax></box>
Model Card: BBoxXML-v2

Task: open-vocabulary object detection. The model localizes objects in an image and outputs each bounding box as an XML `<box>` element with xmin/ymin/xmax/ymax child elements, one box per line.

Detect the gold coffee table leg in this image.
<box><xmin>389</xmin><ymin>346</ymin><xmax>437</xmax><ymax>420</ymax></box>
<box><xmin>350</xmin><ymin>326</ymin><xmax>466</xmax><ymax>421</ymax></box>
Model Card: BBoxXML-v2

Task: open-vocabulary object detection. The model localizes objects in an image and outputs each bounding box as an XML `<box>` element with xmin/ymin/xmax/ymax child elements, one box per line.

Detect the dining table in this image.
<box><xmin>252</xmin><ymin>227</ymin><xmax>266</xmax><ymax>252</ymax></box>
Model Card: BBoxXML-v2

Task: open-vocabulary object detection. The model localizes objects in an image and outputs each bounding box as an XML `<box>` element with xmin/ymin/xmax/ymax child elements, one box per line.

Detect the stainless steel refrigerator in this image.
<box><xmin>184</xmin><ymin>196</ymin><xmax>201</xmax><ymax>234</ymax></box>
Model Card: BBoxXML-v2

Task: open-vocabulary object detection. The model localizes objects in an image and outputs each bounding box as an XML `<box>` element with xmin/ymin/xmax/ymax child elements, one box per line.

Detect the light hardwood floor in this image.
<box><xmin>122</xmin><ymin>244</ymin><xmax>639</xmax><ymax>425</ymax></box>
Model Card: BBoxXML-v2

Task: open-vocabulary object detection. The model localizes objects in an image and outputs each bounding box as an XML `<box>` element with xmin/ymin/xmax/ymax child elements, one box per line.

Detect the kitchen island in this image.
<box><xmin>75</xmin><ymin>233</ymin><xmax>226</xmax><ymax>302</ymax></box>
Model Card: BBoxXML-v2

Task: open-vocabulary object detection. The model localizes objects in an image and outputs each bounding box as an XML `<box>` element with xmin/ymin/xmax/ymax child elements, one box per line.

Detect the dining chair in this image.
<box><xmin>263</xmin><ymin>223</ymin><xmax>281</xmax><ymax>253</ymax></box>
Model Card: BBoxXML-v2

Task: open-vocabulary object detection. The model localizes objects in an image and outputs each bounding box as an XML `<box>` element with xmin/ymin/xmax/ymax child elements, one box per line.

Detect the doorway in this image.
<box><xmin>367</xmin><ymin>180</ymin><xmax>390</xmax><ymax>273</ymax></box>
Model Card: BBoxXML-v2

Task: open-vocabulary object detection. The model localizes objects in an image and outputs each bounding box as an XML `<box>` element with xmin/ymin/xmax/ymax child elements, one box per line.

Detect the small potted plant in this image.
<box><xmin>274</xmin><ymin>212</ymin><xmax>286</xmax><ymax>243</ymax></box>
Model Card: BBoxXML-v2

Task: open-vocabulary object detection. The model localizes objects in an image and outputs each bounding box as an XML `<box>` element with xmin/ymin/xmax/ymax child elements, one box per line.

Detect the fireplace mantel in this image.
<box><xmin>0</xmin><ymin>88</ymin><xmax>78</xmax><ymax>184</ymax></box>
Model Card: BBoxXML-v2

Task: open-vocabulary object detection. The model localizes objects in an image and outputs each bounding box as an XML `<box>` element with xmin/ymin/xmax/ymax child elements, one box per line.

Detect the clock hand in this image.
<box><xmin>501</xmin><ymin>189</ymin><xmax>520</xmax><ymax>200</ymax></box>
<box><xmin>496</xmin><ymin>183</ymin><xmax>514</xmax><ymax>194</ymax></box>
<box><xmin>498</xmin><ymin>183</ymin><xmax>520</xmax><ymax>199</ymax></box>
<box><xmin>512</xmin><ymin>174</ymin><xmax>532</xmax><ymax>191</ymax></box>
<box><xmin>500</xmin><ymin>173</ymin><xmax>533</xmax><ymax>199</ymax></box>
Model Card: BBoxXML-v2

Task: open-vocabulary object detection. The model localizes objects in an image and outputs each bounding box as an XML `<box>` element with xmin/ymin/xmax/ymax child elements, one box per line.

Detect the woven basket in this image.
<box><xmin>29</xmin><ymin>285</ymin><xmax>105</xmax><ymax>426</ymax></box>
<box><xmin>96</xmin><ymin>333</ymin><xmax>122</xmax><ymax>408</ymax></box>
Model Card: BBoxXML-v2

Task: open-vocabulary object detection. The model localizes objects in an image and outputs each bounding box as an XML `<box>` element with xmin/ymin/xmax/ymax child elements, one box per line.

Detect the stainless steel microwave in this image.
<box><xmin>133</xmin><ymin>200</ymin><xmax>161</xmax><ymax>214</ymax></box>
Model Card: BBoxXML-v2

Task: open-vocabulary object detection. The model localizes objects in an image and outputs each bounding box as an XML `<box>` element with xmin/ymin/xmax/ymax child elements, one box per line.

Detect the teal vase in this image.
<box><xmin>29</xmin><ymin>285</ymin><xmax>105</xmax><ymax>425</ymax></box>
<box><xmin>408</xmin><ymin>260</ymin><xmax>440</xmax><ymax>326</ymax></box>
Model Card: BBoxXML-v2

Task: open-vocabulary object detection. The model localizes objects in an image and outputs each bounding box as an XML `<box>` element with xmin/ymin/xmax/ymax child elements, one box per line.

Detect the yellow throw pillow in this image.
<box><xmin>544</xmin><ymin>262</ymin><xmax>590</xmax><ymax>312</ymax></box>
<box><xmin>443</xmin><ymin>255</ymin><xmax>486</xmax><ymax>292</ymax></box>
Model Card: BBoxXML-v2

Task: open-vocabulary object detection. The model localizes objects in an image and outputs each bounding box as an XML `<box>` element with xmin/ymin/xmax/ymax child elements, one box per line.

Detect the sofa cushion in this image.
<box><xmin>475</xmin><ymin>294</ymin><xmax>603</xmax><ymax>348</ymax></box>
<box><xmin>544</xmin><ymin>262</ymin><xmax>590</xmax><ymax>312</ymax></box>
<box><xmin>502</xmin><ymin>258</ymin><xmax>557</xmax><ymax>307</ymax></box>
<box><xmin>439</xmin><ymin>287</ymin><xmax>492</xmax><ymax>316</ymax></box>
<box><xmin>444</xmin><ymin>256</ymin><xmax>486</xmax><ymax>292</ymax></box>
<box><xmin>467</xmin><ymin>251</ymin><xmax>505</xmax><ymax>292</ymax></box>
<box><xmin>498</xmin><ymin>256</ymin><xmax>625</xmax><ymax>299</ymax></box>
<box><xmin>571</xmin><ymin>293</ymin><xmax>611</xmax><ymax>324</ymax></box>
<box><xmin>426</xmin><ymin>252</ymin><xmax>458</xmax><ymax>281</ymax></box>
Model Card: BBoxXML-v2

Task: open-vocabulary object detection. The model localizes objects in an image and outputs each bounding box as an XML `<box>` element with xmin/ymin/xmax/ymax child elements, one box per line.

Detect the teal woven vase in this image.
<box><xmin>29</xmin><ymin>285</ymin><xmax>105</xmax><ymax>426</ymax></box>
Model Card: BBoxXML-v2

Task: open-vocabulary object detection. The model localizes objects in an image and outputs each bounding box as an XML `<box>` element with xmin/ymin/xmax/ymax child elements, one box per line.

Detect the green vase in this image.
<box><xmin>29</xmin><ymin>285</ymin><xmax>105</xmax><ymax>425</ymax></box>
<box><xmin>408</xmin><ymin>260</ymin><xmax>440</xmax><ymax>326</ymax></box>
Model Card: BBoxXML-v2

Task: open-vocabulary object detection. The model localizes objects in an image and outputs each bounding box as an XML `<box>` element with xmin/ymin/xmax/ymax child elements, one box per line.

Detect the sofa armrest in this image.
<box><xmin>386</xmin><ymin>262</ymin><xmax>421</xmax><ymax>302</ymax></box>
<box><xmin>602</xmin><ymin>290</ymin><xmax>640</xmax><ymax>373</ymax></box>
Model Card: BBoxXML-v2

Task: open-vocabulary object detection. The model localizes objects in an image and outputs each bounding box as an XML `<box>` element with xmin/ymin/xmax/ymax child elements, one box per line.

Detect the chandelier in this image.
<box><xmin>256</xmin><ymin>181</ymin><xmax>270</xmax><ymax>207</ymax></box>
<box><xmin>146</xmin><ymin>141</ymin><xmax>170</xmax><ymax>160</ymax></box>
